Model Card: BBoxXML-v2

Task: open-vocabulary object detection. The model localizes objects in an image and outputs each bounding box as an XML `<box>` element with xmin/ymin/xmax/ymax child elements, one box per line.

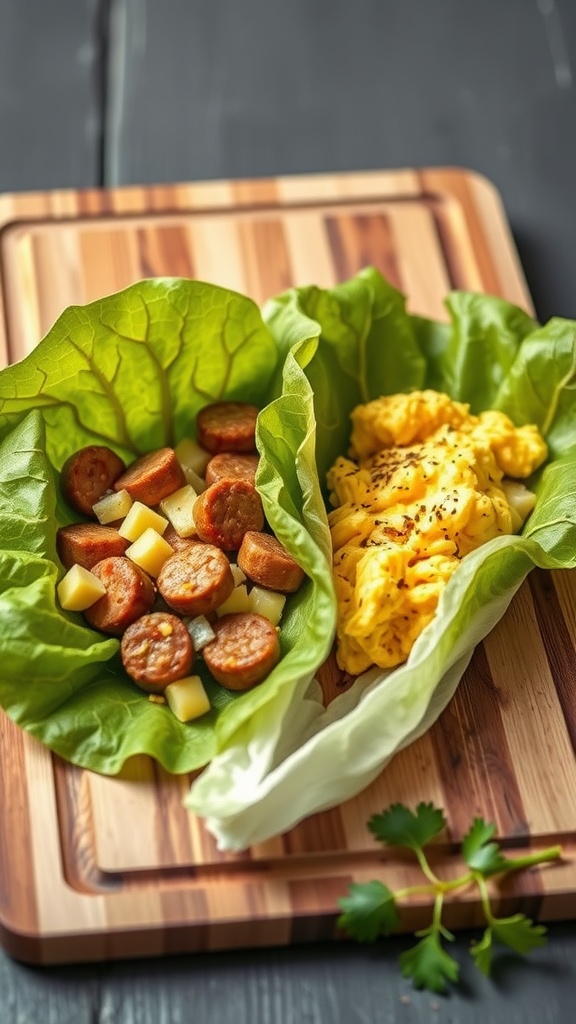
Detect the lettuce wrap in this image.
<box><xmin>0</xmin><ymin>269</ymin><xmax>574</xmax><ymax>849</ymax></box>
<box><xmin>0</xmin><ymin>279</ymin><xmax>336</xmax><ymax>774</ymax></box>
<box><xmin>186</xmin><ymin>268</ymin><xmax>576</xmax><ymax>848</ymax></box>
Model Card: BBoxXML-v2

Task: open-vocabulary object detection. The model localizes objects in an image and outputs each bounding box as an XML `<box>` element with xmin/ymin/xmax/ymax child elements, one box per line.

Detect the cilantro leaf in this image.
<box><xmin>471</xmin><ymin>916</ymin><xmax>547</xmax><ymax>976</ymax></box>
<box><xmin>369</xmin><ymin>803</ymin><xmax>446</xmax><ymax>852</ymax></box>
<box><xmin>470</xmin><ymin>928</ymin><xmax>494</xmax><ymax>976</ymax></box>
<box><xmin>337</xmin><ymin>802</ymin><xmax>559</xmax><ymax>993</ymax></box>
<box><xmin>399</xmin><ymin>931</ymin><xmax>459</xmax><ymax>993</ymax></box>
<box><xmin>491</xmin><ymin>914</ymin><xmax>548</xmax><ymax>955</ymax></box>
<box><xmin>337</xmin><ymin>880</ymin><xmax>399</xmax><ymax>942</ymax></box>
<box><xmin>461</xmin><ymin>818</ymin><xmax>509</xmax><ymax>875</ymax></box>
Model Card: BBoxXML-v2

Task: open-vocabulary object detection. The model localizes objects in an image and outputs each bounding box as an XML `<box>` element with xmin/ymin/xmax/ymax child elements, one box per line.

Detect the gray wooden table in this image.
<box><xmin>1</xmin><ymin>1</ymin><xmax>576</xmax><ymax>1020</ymax></box>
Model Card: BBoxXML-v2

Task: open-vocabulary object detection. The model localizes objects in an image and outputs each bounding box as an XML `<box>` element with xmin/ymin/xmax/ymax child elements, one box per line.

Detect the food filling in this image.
<box><xmin>327</xmin><ymin>390</ymin><xmax>548</xmax><ymax>675</ymax></box>
<box><xmin>55</xmin><ymin>401</ymin><xmax>306</xmax><ymax>722</ymax></box>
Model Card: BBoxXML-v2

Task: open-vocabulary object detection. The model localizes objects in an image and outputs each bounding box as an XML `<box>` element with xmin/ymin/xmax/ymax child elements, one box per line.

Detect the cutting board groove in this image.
<box><xmin>0</xmin><ymin>168</ymin><xmax>573</xmax><ymax>964</ymax></box>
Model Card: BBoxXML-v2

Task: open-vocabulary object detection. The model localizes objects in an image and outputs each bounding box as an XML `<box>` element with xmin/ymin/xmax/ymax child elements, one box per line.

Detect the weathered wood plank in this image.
<box><xmin>1</xmin><ymin>929</ymin><xmax>575</xmax><ymax>1024</ymax></box>
<box><xmin>105</xmin><ymin>0</ymin><xmax>576</xmax><ymax>322</ymax></box>
<box><xmin>0</xmin><ymin>0</ymin><xmax>103</xmax><ymax>192</ymax></box>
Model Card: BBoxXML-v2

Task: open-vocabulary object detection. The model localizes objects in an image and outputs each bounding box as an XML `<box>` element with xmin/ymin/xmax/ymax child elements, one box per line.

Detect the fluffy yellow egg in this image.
<box><xmin>328</xmin><ymin>390</ymin><xmax>548</xmax><ymax>674</ymax></box>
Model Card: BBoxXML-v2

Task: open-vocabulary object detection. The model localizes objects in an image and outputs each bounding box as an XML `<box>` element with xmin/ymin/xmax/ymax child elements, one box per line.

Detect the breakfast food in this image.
<box><xmin>205</xmin><ymin>452</ymin><xmax>260</xmax><ymax>486</ymax></box>
<box><xmin>1</xmin><ymin>269</ymin><xmax>574</xmax><ymax>848</ymax></box>
<box><xmin>56</xmin><ymin>522</ymin><xmax>129</xmax><ymax>570</ymax></box>
<box><xmin>192</xmin><ymin>478</ymin><xmax>265</xmax><ymax>550</ymax></box>
<box><xmin>202</xmin><ymin>612</ymin><xmax>281</xmax><ymax>690</ymax></box>
<box><xmin>83</xmin><ymin>556</ymin><xmax>156</xmax><ymax>635</ymax></box>
<box><xmin>237</xmin><ymin>531</ymin><xmax>306</xmax><ymax>593</ymax></box>
<box><xmin>196</xmin><ymin>401</ymin><xmax>259</xmax><ymax>453</ymax></box>
<box><xmin>156</xmin><ymin>544</ymin><xmax>235</xmax><ymax>616</ymax></box>
<box><xmin>61</xmin><ymin>445</ymin><xmax>126</xmax><ymax>517</ymax></box>
<box><xmin>114</xmin><ymin>447</ymin><xmax>187</xmax><ymax>506</ymax></box>
<box><xmin>55</xmin><ymin>399</ymin><xmax>305</xmax><ymax>719</ymax></box>
<box><xmin>327</xmin><ymin>390</ymin><xmax>547</xmax><ymax>674</ymax></box>
<box><xmin>162</xmin><ymin>523</ymin><xmax>199</xmax><ymax>553</ymax></box>
<box><xmin>120</xmin><ymin>612</ymin><xmax>194</xmax><ymax>691</ymax></box>
<box><xmin>62</xmin><ymin>379</ymin><xmax>543</xmax><ymax>717</ymax></box>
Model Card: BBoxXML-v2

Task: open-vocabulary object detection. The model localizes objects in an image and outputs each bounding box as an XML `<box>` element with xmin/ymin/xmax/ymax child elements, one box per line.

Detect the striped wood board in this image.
<box><xmin>0</xmin><ymin>168</ymin><xmax>574</xmax><ymax>964</ymax></box>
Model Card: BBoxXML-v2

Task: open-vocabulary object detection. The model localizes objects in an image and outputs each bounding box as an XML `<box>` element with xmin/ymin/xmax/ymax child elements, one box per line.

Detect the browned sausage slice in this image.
<box><xmin>193</xmin><ymin>479</ymin><xmax>264</xmax><ymax>551</ymax></box>
<box><xmin>196</xmin><ymin>402</ymin><xmax>259</xmax><ymax>454</ymax></box>
<box><xmin>204</xmin><ymin>452</ymin><xmax>259</xmax><ymax>487</ymax></box>
<box><xmin>61</xmin><ymin>445</ymin><xmax>126</xmax><ymax>517</ymax></box>
<box><xmin>120</xmin><ymin>612</ymin><xmax>193</xmax><ymax>692</ymax></box>
<box><xmin>157</xmin><ymin>544</ymin><xmax>234</xmax><ymax>616</ymax></box>
<box><xmin>84</xmin><ymin>556</ymin><xmax>155</xmax><ymax>635</ymax></box>
<box><xmin>202</xmin><ymin>612</ymin><xmax>280</xmax><ymax>690</ymax></box>
<box><xmin>57</xmin><ymin>523</ymin><xmax>129</xmax><ymax>570</ymax></box>
<box><xmin>162</xmin><ymin>524</ymin><xmax>200</xmax><ymax>553</ymax></box>
<box><xmin>113</xmin><ymin>448</ymin><xmax>186</xmax><ymax>506</ymax></box>
<box><xmin>237</xmin><ymin>531</ymin><xmax>305</xmax><ymax>593</ymax></box>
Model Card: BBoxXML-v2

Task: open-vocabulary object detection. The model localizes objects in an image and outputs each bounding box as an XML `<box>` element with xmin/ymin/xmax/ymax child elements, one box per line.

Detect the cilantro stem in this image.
<box><xmin>342</xmin><ymin>803</ymin><xmax>565</xmax><ymax>993</ymax></box>
<box><xmin>389</xmin><ymin>845</ymin><xmax>562</xmax><ymax>906</ymax></box>
<box><xmin>475</xmin><ymin>873</ymin><xmax>496</xmax><ymax>924</ymax></box>
<box><xmin>432</xmin><ymin>890</ymin><xmax>445</xmax><ymax>933</ymax></box>
<box><xmin>394</xmin><ymin>882</ymin><xmax>441</xmax><ymax>900</ymax></box>
<box><xmin>500</xmin><ymin>846</ymin><xmax>562</xmax><ymax>872</ymax></box>
<box><xmin>395</xmin><ymin>873</ymin><xmax>473</xmax><ymax>902</ymax></box>
<box><xmin>414</xmin><ymin>847</ymin><xmax>442</xmax><ymax>886</ymax></box>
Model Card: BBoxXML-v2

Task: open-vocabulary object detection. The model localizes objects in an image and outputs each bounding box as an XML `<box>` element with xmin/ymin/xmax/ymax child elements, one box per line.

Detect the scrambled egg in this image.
<box><xmin>327</xmin><ymin>390</ymin><xmax>548</xmax><ymax>675</ymax></box>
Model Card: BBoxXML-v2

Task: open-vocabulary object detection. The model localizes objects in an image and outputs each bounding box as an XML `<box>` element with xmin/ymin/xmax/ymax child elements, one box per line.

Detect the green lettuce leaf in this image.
<box><xmin>186</xmin><ymin>270</ymin><xmax>576</xmax><ymax>849</ymax></box>
<box><xmin>264</xmin><ymin>268</ymin><xmax>426</xmax><ymax>485</ymax></box>
<box><xmin>0</xmin><ymin>279</ymin><xmax>335</xmax><ymax>773</ymax></box>
<box><xmin>415</xmin><ymin>291</ymin><xmax>536</xmax><ymax>411</ymax></box>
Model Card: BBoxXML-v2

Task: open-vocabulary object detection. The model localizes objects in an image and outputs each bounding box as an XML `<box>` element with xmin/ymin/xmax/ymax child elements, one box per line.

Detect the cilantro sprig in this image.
<box><xmin>337</xmin><ymin>803</ymin><xmax>562</xmax><ymax>994</ymax></box>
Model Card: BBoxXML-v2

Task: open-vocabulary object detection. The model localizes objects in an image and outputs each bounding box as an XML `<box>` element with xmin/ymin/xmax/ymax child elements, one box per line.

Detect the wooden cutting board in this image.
<box><xmin>0</xmin><ymin>168</ymin><xmax>574</xmax><ymax>965</ymax></box>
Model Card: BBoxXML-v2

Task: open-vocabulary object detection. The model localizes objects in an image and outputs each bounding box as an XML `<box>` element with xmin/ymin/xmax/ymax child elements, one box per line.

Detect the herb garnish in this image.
<box><xmin>337</xmin><ymin>802</ymin><xmax>562</xmax><ymax>993</ymax></box>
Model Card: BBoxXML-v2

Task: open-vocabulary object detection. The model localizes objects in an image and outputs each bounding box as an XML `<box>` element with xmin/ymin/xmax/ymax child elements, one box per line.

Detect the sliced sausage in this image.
<box><xmin>196</xmin><ymin>402</ymin><xmax>259</xmax><ymax>454</ymax></box>
<box><xmin>162</xmin><ymin>523</ymin><xmax>200</xmax><ymax>553</ymax></box>
<box><xmin>202</xmin><ymin>612</ymin><xmax>280</xmax><ymax>690</ymax></box>
<box><xmin>57</xmin><ymin>523</ymin><xmax>129</xmax><ymax>571</ymax></box>
<box><xmin>237</xmin><ymin>531</ymin><xmax>305</xmax><ymax>593</ymax></box>
<box><xmin>61</xmin><ymin>445</ymin><xmax>126</xmax><ymax>517</ymax></box>
<box><xmin>120</xmin><ymin>612</ymin><xmax>193</xmax><ymax>692</ymax></box>
<box><xmin>113</xmin><ymin>448</ymin><xmax>186</xmax><ymax>506</ymax></box>
<box><xmin>193</xmin><ymin>478</ymin><xmax>264</xmax><ymax>551</ymax></box>
<box><xmin>157</xmin><ymin>544</ymin><xmax>234</xmax><ymax>616</ymax></box>
<box><xmin>84</xmin><ymin>556</ymin><xmax>155</xmax><ymax>636</ymax></box>
<box><xmin>204</xmin><ymin>452</ymin><xmax>259</xmax><ymax>487</ymax></box>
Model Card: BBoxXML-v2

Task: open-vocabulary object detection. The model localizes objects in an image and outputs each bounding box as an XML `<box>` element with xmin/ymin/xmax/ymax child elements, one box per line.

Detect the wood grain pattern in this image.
<box><xmin>0</xmin><ymin>168</ymin><xmax>574</xmax><ymax>964</ymax></box>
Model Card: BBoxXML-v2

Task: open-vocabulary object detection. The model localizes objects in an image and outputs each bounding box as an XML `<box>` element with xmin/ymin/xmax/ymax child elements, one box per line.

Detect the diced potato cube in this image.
<box><xmin>229</xmin><ymin>562</ymin><xmax>247</xmax><ymax>586</ymax></box>
<box><xmin>118</xmin><ymin>501</ymin><xmax>169</xmax><ymax>542</ymax></box>
<box><xmin>249</xmin><ymin>586</ymin><xmax>286</xmax><ymax>626</ymax></box>
<box><xmin>216</xmin><ymin>583</ymin><xmax>251</xmax><ymax>616</ymax></box>
<box><xmin>182</xmin><ymin>464</ymin><xmax>207</xmax><ymax>493</ymax></box>
<box><xmin>185</xmin><ymin>615</ymin><xmax>216</xmax><ymax>650</ymax></box>
<box><xmin>175</xmin><ymin>438</ymin><xmax>211</xmax><ymax>478</ymax></box>
<box><xmin>160</xmin><ymin>485</ymin><xmax>199</xmax><ymax>537</ymax></box>
<box><xmin>165</xmin><ymin>675</ymin><xmax>211</xmax><ymax>722</ymax></box>
<box><xmin>92</xmin><ymin>488</ymin><xmax>133</xmax><ymax>524</ymax></box>
<box><xmin>126</xmin><ymin>528</ymin><xmax>174</xmax><ymax>577</ymax></box>
<box><xmin>57</xmin><ymin>563</ymin><xmax>107</xmax><ymax>611</ymax></box>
